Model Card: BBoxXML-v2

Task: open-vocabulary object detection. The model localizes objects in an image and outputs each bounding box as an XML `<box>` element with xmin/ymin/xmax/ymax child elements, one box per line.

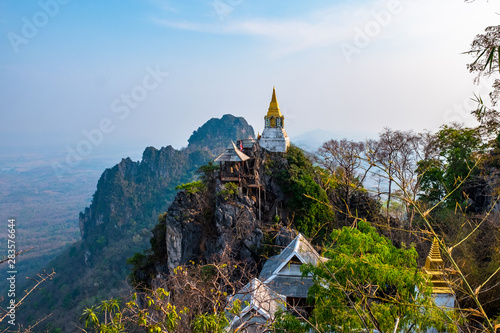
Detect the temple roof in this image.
<box><xmin>227</xmin><ymin>278</ymin><xmax>286</xmax><ymax>329</ymax></box>
<box><xmin>214</xmin><ymin>141</ymin><xmax>250</xmax><ymax>162</ymax></box>
<box><xmin>266</xmin><ymin>87</ymin><xmax>283</xmax><ymax>118</ymax></box>
<box><xmin>239</xmin><ymin>138</ymin><xmax>257</xmax><ymax>149</ymax></box>
<box><xmin>227</xmin><ymin>233</ymin><xmax>326</xmax><ymax>328</ymax></box>
<box><xmin>259</xmin><ymin>233</ymin><xmax>326</xmax><ymax>282</ymax></box>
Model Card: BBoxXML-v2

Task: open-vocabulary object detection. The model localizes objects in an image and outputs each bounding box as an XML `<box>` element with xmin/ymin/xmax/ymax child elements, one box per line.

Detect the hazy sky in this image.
<box><xmin>1</xmin><ymin>0</ymin><xmax>499</xmax><ymax>159</ymax></box>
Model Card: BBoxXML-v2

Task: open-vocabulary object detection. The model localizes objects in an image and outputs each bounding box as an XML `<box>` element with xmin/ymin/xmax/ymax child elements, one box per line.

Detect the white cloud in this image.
<box><xmin>152</xmin><ymin>0</ymin><xmax>500</xmax><ymax>59</ymax></box>
<box><xmin>153</xmin><ymin>19</ymin><xmax>349</xmax><ymax>59</ymax></box>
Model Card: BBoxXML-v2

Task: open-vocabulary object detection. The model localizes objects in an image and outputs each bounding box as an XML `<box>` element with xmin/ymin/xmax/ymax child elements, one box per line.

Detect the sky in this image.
<box><xmin>1</xmin><ymin>0</ymin><xmax>500</xmax><ymax>162</ymax></box>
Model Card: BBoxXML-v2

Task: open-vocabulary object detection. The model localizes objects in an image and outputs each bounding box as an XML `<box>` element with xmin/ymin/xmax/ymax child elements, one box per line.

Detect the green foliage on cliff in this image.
<box><xmin>217</xmin><ymin>182</ymin><xmax>239</xmax><ymax>200</ymax></box>
<box><xmin>127</xmin><ymin>212</ymin><xmax>168</xmax><ymax>289</ymax></box>
<box><xmin>176</xmin><ymin>181</ymin><xmax>205</xmax><ymax>194</ymax></box>
<box><xmin>274</xmin><ymin>145</ymin><xmax>335</xmax><ymax>241</ymax></box>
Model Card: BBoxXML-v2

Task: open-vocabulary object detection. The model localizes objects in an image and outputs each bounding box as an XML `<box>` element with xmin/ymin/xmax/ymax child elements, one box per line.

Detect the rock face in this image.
<box><xmin>159</xmin><ymin>148</ymin><xmax>292</xmax><ymax>275</ymax></box>
<box><xmin>78</xmin><ymin>146</ymin><xmax>192</xmax><ymax>264</ymax></box>
<box><xmin>214</xmin><ymin>193</ymin><xmax>262</xmax><ymax>264</ymax></box>
<box><xmin>165</xmin><ymin>191</ymin><xmax>206</xmax><ymax>271</ymax></box>
<box><xmin>275</xmin><ymin>227</ymin><xmax>297</xmax><ymax>249</ymax></box>
<box><xmin>18</xmin><ymin>115</ymin><xmax>259</xmax><ymax>330</ymax></box>
<box><xmin>164</xmin><ymin>187</ymin><xmax>263</xmax><ymax>272</ymax></box>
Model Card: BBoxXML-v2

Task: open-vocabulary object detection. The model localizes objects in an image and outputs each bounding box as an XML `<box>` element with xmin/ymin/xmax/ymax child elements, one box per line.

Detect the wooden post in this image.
<box><xmin>259</xmin><ymin>185</ymin><xmax>261</xmax><ymax>221</ymax></box>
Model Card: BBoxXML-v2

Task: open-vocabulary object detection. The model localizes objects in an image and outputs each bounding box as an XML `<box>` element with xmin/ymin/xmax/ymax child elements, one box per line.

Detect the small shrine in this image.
<box><xmin>214</xmin><ymin>141</ymin><xmax>250</xmax><ymax>185</ymax></box>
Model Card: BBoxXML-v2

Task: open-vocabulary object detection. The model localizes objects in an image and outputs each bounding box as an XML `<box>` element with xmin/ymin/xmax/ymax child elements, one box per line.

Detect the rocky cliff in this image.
<box><xmin>165</xmin><ymin>190</ymin><xmax>263</xmax><ymax>272</ymax></box>
<box><xmin>79</xmin><ymin>114</ymin><xmax>255</xmax><ymax>265</ymax></box>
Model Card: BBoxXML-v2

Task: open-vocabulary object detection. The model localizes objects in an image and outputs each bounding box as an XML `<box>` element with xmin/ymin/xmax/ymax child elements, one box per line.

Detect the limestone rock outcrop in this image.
<box><xmin>164</xmin><ymin>188</ymin><xmax>263</xmax><ymax>272</ymax></box>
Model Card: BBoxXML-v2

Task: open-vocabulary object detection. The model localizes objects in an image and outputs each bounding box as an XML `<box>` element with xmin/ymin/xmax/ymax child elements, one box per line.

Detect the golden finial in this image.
<box><xmin>429</xmin><ymin>238</ymin><xmax>443</xmax><ymax>261</ymax></box>
<box><xmin>271</xmin><ymin>86</ymin><xmax>277</xmax><ymax>103</ymax></box>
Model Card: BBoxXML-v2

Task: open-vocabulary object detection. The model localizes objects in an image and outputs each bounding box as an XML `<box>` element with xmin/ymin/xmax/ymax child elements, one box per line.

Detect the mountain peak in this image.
<box><xmin>188</xmin><ymin>115</ymin><xmax>255</xmax><ymax>151</ymax></box>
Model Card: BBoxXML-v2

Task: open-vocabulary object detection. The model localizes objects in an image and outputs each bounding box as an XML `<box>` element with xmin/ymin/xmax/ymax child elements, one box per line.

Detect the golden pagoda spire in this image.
<box><xmin>423</xmin><ymin>238</ymin><xmax>453</xmax><ymax>294</ymax></box>
<box><xmin>267</xmin><ymin>86</ymin><xmax>282</xmax><ymax>118</ymax></box>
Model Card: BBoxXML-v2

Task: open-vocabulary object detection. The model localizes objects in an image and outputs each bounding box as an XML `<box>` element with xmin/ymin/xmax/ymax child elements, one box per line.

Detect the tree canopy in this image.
<box><xmin>275</xmin><ymin>221</ymin><xmax>457</xmax><ymax>333</ymax></box>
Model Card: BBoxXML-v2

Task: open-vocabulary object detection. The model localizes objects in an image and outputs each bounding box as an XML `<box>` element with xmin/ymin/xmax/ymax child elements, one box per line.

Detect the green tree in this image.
<box><xmin>417</xmin><ymin>124</ymin><xmax>482</xmax><ymax>209</ymax></box>
<box><xmin>197</xmin><ymin>161</ymin><xmax>220</xmax><ymax>184</ymax></box>
<box><xmin>277</xmin><ymin>221</ymin><xmax>457</xmax><ymax>333</ymax></box>
<box><xmin>191</xmin><ymin>313</ymin><xmax>229</xmax><ymax>333</ymax></box>
<box><xmin>466</xmin><ymin>25</ymin><xmax>500</xmax><ymax>140</ymax></box>
<box><xmin>99</xmin><ymin>298</ymin><xmax>120</xmax><ymax>326</ymax></box>
<box><xmin>175</xmin><ymin>180</ymin><xmax>205</xmax><ymax>194</ymax></box>
<box><xmin>80</xmin><ymin>305</ymin><xmax>100</xmax><ymax>329</ymax></box>
<box><xmin>416</xmin><ymin>158</ymin><xmax>446</xmax><ymax>205</ymax></box>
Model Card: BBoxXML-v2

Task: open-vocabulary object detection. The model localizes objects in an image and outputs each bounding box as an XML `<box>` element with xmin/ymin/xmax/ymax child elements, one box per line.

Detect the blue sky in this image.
<box><xmin>1</xmin><ymin>0</ymin><xmax>499</xmax><ymax>160</ymax></box>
